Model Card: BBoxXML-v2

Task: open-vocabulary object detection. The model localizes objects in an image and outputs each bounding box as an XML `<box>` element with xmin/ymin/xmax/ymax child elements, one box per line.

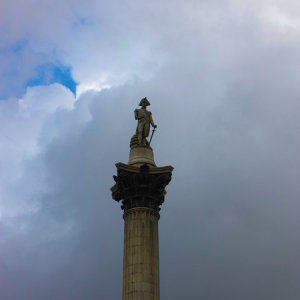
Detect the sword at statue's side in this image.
<box><xmin>149</xmin><ymin>126</ymin><xmax>156</xmax><ymax>145</ymax></box>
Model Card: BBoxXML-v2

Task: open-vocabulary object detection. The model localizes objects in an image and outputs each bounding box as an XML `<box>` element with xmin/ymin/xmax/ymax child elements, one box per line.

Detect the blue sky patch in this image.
<box><xmin>0</xmin><ymin>39</ymin><xmax>77</xmax><ymax>99</ymax></box>
<box><xmin>8</xmin><ymin>39</ymin><xmax>28</xmax><ymax>54</ymax></box>
<box><xmin>26</xmin><ymin>63</ymin><xmax>77</xmax><ymax>96</ymax></box>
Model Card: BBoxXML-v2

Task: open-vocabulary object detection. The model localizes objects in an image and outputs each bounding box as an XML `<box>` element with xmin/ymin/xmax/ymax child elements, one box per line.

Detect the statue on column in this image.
<box><xmin>134</xmin><ymin>97</ymin><xmax>157</xmax><ymax>146</ymax></box>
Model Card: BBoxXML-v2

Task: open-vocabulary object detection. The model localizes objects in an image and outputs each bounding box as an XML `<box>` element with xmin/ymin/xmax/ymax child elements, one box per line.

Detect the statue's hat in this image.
<box><xmin>139</xmin><ymin>97</ymin><xmax>150</xmax><ymax>106</ymax></box>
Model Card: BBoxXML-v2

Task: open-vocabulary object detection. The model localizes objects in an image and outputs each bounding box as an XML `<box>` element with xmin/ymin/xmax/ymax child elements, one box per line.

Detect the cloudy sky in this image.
<box><xmin>0</xmin><ymin>0</ymin><xmax>299</xmax><ymax>299</ymax></box>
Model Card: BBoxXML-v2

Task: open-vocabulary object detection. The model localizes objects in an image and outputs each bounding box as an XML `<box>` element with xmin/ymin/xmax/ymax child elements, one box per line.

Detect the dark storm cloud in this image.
<box><xmin>0</xmin><ymin>1</ymin><xmax>300</xmax><ymax>300</ymax></box>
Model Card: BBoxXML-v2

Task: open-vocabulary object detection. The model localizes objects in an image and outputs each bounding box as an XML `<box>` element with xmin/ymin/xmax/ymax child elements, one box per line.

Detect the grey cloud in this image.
<box><xmin>0</xmin><ymin>1</ymin><xmax>300</xmax><ymax>300</ymax></box>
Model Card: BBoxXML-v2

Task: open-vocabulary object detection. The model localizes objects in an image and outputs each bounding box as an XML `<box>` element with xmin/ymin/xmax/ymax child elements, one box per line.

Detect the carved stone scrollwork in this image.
<box><xmin>111</xmin><ymin>163</ymin><xmax>173</xmax><ymax>211</ymax></box>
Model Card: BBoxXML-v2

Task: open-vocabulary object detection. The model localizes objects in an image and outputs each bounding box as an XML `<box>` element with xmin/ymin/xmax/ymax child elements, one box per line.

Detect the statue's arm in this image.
<box><xmin>134</xmin><ymin>109</ymin><xmax>138</xmax><ymax>120</ymax></box>
<box><xmin>150</xmin><ymin>113</ymin><xmax>157</xmax><ymax>128</ymax></box>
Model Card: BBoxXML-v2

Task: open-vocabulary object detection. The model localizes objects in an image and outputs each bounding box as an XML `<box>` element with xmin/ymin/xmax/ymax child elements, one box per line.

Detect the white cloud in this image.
<box><xmin>0</xmin><ymin>84</ymin><xmax>74</xmax><ymax>220</ymax></box>
<box><xmin>263</xmin><ymin>5</ymin><xmax>300</xmax><ymax>29</ymax></box>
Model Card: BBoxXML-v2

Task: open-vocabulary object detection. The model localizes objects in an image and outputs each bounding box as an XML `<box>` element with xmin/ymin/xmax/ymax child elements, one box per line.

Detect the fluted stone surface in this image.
<box><xmin>123</xmin><ymin>208</ymin><xmax>160</xmax><ymax>300</ymax></box>
<box><xmin>111</xmin><ymin>146</ymin><xmax>173</xmax><ymax>300</ymax></box>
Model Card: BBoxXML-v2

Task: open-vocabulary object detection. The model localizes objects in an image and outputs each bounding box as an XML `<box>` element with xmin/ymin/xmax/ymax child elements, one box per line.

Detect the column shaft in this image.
<box><xmin>122</xmin><ymin>208</ymin><xmax>160</xmax><ymax>300</ymax></box>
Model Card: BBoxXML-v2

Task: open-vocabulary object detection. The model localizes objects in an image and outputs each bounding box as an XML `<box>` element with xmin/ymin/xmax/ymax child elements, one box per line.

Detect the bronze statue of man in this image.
<box><xmin>134</xmin><ymin>97</ymin><xmax>157</xmax><ymax>146</ymax></box>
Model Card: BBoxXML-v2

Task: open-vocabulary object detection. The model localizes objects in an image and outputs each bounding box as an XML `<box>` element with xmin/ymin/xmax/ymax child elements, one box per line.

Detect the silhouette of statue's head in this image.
<box><xmin>139</xmin><ymin>97</ymin><xmax>150</xmax><ymax>107</ymax></box>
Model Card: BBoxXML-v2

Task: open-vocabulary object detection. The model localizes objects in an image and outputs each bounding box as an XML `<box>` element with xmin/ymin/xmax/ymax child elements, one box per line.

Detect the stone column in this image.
<box><xmin>122</xmin><ymin>208</ymin><xmax>160</xmax><ymax>300</ymax></box>
<box><xmin>111</xmin><ymin>161</ymin><xmax>173</xmax><ymax>300</ymax></box>
<box><xmin>111</xmin><ymin>135</ymin><xmax>173</xmax><ymax>300</ymax></box>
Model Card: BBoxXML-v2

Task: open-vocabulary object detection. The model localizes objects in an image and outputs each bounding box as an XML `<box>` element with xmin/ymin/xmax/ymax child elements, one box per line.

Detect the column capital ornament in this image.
<box><xmin>111</xmin><ymin>163</ymin><xmax>173</xmax><ymax>211</ymax></box>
